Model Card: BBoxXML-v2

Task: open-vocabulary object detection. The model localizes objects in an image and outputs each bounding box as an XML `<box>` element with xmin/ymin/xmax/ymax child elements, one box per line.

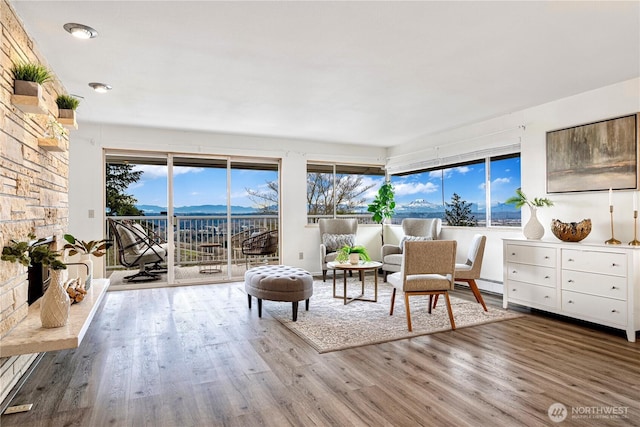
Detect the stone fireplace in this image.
<box><xmin>0</xmin><ymin>0</ymin><xmax>70</xmax><ymax>404</ymax></box>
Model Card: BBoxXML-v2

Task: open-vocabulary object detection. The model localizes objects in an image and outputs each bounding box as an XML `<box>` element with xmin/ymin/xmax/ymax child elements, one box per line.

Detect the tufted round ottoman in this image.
<box><xmin>244</xmin><ymin>265</ymin><xmax>313</xmax><ymax>321</ymax></box>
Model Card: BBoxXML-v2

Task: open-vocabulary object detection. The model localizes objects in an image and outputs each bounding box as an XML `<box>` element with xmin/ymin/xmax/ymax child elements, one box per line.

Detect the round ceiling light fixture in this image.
<box><xmin>88</xmin><ymin>82</ymin><xmax>112</xmax><ymax>93</ymax></box>
<box><xmin>63</xmin><ymin>23</ymin><xmax>98</xmax><ymax>39</ymax></box>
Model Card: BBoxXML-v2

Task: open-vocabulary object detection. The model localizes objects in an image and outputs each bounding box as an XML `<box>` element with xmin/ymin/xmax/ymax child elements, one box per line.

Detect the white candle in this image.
<box><xmin>609</xmin><ymin>188</ymin><xmax>613</xmax><ymax>206</ymax></box>
<box><xmin>634</xmin><ymin>192</ymin><xmax>638</xmax><ymax>211</ymax></box>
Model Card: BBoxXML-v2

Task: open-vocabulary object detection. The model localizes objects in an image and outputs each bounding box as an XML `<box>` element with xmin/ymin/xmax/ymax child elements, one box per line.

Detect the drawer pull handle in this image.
<box><xmin>568</xmin><ymin>279</ymin><xmax>574</xmax><ymax>283</ymax></box>
<box><xmin>568</xmin><ymin>258</ymin><xmax>574</xmax><ymax>262</ymax></box>
<box><xmin>611</xmin><ymin>309</ymin><xmax>618</xmax><ymax>313</ymax></box>
<box><xmin>544</xmin><ymin>275</ymin><xmax>550</xmax><ymax>279</ymax></box>
<box><xmin>512</xmin><ymin>289</ymin><xmax>517</xmax><ymax>292</ymax></box>
<box><xmin>568</xmin><ymin>300</ymin><xmax>574</xmax><ymax>304</ymax></box>
<box><xmin>611</xmin><ymin>286</ymin><xmax>618</xmax><ymax>290</ymax></box>
<box><xmin>544</xmin><ymin>296</ymin><xmax>549</xmax><ymax>299</ymax></box>
<box><xmin>512</xmin><ymin>270</ymin><xmax>517</xmax><ymax>274</ymax></box>
<box><xmin>544</xmin><ymin>256</ymin><xmax>549</xmax><ymax>259</ymax></box>
<box><xmin>511</xmin><ymin>252</ymin><xmax>516</xmax><ymax>256</ymax></box>
<box><xmin>612</xmin><ymin>263</ymin><xmax>619</xmax><ymax>267</ymax></box>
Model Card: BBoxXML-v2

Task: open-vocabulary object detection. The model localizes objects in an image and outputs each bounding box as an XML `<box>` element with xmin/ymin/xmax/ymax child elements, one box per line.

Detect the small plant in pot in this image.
<box><xmin>63</xmin><ymin>234</ymin><xmax>111</xmax><ymax>289</ymax></box>
<box><xmin>505</xmin><ymin>188</ymin><xmax>554</xmax><ymax>240</ymax></box>
<box><xmin>1</xmin><ymin>233</ymin><xmax>66</xmax><ymax>270</ymax></box>
<box><xmin>335</xmin><ymin>245</ymin><xmax>371</xmax><ymax>265</ymax></box>
<box><xmin>56</xmin><ymin>94</ymin><xmax>80</xmax><ymax>128</ymax></box>
<box><xmin>2</xmin><ymin>234</ymin><xmax>70</xmax><ymax>327</ymax></box>
<box><xmin>10</xmin><ymin>62</ymin><xmax>52</xmax><ymax>97</ymax></box>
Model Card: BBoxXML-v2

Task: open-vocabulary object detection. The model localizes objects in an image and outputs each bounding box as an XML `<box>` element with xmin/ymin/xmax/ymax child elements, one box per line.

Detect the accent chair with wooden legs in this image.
<box><xmin>388</xmin><ymin>240</ymin><xmax>457</xmax><ymax>331</ymax></box>
<box><xmin>433</xmin><ymin>234</ymin><xmax>487</xmax><ymax>312</ymax></box>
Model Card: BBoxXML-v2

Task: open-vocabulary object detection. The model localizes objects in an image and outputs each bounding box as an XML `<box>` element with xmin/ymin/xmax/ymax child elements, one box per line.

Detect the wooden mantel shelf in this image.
<box><xmin>0</xmin><ymin>279</ymin><xmax>109</xmax><ymax>357</ymax></box>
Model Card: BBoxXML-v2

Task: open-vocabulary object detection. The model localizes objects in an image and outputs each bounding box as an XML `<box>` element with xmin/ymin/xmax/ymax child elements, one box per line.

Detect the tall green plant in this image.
<box><xmin>367</xmin><ymin>181</ymin><xmax>396</xmax><ymax>245</ymax></box>
<box><xmin>10</xmin><ymin>62</ymin><xmax>52</xmax><ymax>84</ymax></box>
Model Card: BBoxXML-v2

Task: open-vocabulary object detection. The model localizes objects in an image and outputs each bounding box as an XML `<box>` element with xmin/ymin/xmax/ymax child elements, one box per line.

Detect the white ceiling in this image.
<box><xmin>11</xmin><ymin>1</ymin><xmax>640</xmax><ymax>147</ymax></box>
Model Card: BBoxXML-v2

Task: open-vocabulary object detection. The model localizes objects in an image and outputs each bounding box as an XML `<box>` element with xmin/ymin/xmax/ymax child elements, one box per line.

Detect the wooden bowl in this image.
<box><xmin>551</xmin><ymin>218</ymin><xmax>592</xmax><ymax>242</ymax></box>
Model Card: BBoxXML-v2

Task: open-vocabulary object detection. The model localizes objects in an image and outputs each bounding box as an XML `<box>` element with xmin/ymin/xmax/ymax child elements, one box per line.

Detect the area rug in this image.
<box><xmin>264</xmin><ymin>279</ymin><xmax>524</xmax><ymax>353</ymax></box>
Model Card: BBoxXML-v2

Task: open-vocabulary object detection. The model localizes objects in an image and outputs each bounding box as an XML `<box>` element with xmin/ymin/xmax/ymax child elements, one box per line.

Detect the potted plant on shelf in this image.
<box><xmin>63</xmin><ymin>234</ymin><xmax>111</xmax><ymax>289</ymax></box>
<box><xmin>336</xmin><ymin>245</ymin><xmax>372</xmax><ymax>265</ymax></box>
<box><xmin>56</xmin><ymin>94</ymin><xmax>80</xmax><ymax>129</ymax></box>
<box><xmin>38</xmin><ymin>118</ymin><xmax>68</xmax><ymax>152</ymax></box>
<box><xmin>367</xmin><ymin>180</ymin><xmax>395</xmax><ymax>246</ymax></box>
<box><xmin>2</xmin><ymin>234</ymin><xmax>70</xmax><ymax>328</ymax></box>
<box><xmin>505</xmin><ymin>188</ymin><xmax>554</xmax><ymax>240</ymax></box>
<box><xmin>10</xmin><ymin>61</ymin><xmax>52</xmax><ymax>114</ymax></box>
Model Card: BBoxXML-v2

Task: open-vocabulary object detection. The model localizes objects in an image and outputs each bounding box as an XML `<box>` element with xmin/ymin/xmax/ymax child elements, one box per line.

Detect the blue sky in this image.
<box><xmin>129</xmin><ymin>165</ymin><xmax>277</xmax><ymax>207</ymax></box>
<box><xmin>127</xmin><ymin>156</ymin><xmax>520</xmax><ymax>209</ymax></box>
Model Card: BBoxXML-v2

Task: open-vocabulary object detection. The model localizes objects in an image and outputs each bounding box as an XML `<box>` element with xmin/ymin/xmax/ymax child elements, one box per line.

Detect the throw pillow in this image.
<box><xmin>400</xmin><ymin>235</ymin><xmax>432</xmax><ymax>251</ymax></box>
<box><xmin>322</xmin><ymin>233</ymin><xmax>356</xmax><ymax>253</ymax></box>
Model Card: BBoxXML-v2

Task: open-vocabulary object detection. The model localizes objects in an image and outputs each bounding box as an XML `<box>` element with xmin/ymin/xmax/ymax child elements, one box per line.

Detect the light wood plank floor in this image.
<box><xmin>1</xmin><ymin>281</ymin><xmax>639</xmax><ymax>427</ymax></box>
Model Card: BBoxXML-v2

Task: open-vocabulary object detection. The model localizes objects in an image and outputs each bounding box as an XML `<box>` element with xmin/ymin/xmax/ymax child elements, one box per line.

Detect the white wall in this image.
<box><xmin>69</xmin><ymin>77</ymin><xmax>639</xmax><ymax>289</ymax></box>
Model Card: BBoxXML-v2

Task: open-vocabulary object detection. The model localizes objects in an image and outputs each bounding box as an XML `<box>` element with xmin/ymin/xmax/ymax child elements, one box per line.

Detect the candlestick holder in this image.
<box><xmin>630</xmin><ymin>210</ymin><xmax>640</xmax><ymax>246</ymax></box>
<box><xmin>605</xmin><ymin>205</ymin><xmax>621</xmax><ymax>245</ymax></box>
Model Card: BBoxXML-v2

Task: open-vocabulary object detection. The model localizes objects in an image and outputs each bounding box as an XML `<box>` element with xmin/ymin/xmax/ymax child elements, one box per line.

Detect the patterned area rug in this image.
<box><xmin>264</xmin><ymin>279</ymin><xmax>524</xmax><ymax>353</ymax></box>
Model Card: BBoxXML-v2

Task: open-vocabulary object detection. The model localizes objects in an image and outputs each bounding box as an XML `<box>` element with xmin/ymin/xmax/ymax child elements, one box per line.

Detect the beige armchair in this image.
<box><xmin>381</xmin><ymin>218</ymin><xmax>442</xmax><ymax>281</ymax></box>
<box><xmin>319</xmin><ymin>218</ymin><xmax>358</xmax><ymax>281</ymax></box>
<box><xmin>434</xmin><ymin>234</ymin><xmax>487</xmax><ymax>311</ymax></box>
<box><xmin>388</xmin><ymin>240</ymin><xmax>458</xmax><ymax>331</ymax></box>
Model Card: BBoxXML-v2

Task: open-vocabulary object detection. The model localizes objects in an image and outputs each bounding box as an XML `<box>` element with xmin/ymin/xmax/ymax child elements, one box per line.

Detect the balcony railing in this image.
<box><xmin>105</xmin><ymin>214</ymin><xmax>278</xmax><ymax>271</ymax></box>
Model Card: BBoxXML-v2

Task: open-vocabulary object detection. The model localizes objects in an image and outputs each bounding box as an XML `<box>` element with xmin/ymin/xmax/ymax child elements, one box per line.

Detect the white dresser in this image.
<box><xmin>503</xmin><ymin>239</ymin><xmax>639</xmax><ymax>342</ymax></box>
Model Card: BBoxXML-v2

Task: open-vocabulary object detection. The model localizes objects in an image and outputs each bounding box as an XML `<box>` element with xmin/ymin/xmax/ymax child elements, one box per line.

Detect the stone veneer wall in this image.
<box><xmin>0</xmin><ymin>0</ymin><xmax>70</xmax><ymax>404</ymax></box>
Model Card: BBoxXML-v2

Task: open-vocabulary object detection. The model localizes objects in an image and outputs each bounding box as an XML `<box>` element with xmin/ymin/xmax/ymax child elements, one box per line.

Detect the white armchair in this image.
<box><xmin>319</xmin><ymin>218</ymin><xmax>358</xmax><ymax>282</ymax></box>
<box><xmin>381</xmin><ymin>218</ymin><xmax>442</xmax><ymax>281</ymax></box>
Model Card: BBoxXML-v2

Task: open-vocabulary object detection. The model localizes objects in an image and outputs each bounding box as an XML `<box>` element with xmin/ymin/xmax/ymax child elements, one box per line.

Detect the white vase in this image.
<box><xmin>79</xmin><ymin>254</ymin><xmax>94</xmax><ymax>290</ymax></box>
<box><xmin>349</xmin><ymin>253</ymin><xmax>360</xmax><ymax>265</ymax></box>
<box><xmin>40</xmin><ymin>269</ymin><xmax>70</xmax><ymax>328</ymax></box>
<box><xmin>523</xmin><ymin>205</ymin><xmax>545</xmax><ymax>240</ymax></box>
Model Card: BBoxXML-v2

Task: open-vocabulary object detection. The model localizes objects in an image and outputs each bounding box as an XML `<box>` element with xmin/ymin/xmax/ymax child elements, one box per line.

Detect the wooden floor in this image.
<box><xmin>1</xmin><ymin>281</ymin><xmax>639</xmax><ymax>427</ymax></box>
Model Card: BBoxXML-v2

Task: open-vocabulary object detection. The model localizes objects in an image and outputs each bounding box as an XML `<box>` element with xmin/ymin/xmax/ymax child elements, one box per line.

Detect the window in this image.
<box><xmin>390</xmin><ymin>153</ymin><xmax>521</xmax><ymax>227</ymax></box>
<box><xmin>307</xmin><ymin>163</ymin><xmax>385</xmax><ymax>223</ymax></box>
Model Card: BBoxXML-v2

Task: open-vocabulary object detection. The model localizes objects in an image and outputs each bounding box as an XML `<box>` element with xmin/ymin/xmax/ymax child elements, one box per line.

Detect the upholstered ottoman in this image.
<box><xmin>244</xmin><ymin>265</ymin><xmax>313</xmax><ymax>321</ymax></box>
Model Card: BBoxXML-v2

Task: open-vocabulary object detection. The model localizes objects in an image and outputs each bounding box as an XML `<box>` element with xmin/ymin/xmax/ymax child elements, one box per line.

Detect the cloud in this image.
<box><xmin>133</xmin><ymin>165</ymin><xmax>204</xmax><ymax>179</ymax></box>
<box><xmin>393</xmin><ymin>181</ymin><xmax>438</xmax><ymax>196</ymax></box>
<box><xmin>492</xmin><ymin>177</ymin><xmax>511</xmax><ymax>186</ymax></box>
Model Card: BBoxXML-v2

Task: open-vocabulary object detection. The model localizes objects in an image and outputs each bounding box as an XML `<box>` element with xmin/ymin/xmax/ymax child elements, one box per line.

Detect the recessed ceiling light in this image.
<box><xmin>88</xmin><ymin>82</ymin><xmax>112</xmax><ymax>93</ymax></box>
<box><xmin>63</xmin><ymin>23</ymin><xmax>98</xmax><ymax>39</ymax></box>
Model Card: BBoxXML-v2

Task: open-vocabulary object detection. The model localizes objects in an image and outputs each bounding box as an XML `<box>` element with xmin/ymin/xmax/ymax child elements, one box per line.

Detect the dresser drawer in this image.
<box><xmin>507</xmin><ymin>281</ymin><xmax>557</xmax><ymax>308</ymax></box>
<box><xmin>506</xmin><ymin>244</ymin><xmax>556</xmax><ymax>268</ymax></box>
<box><xmin>562</xmin><ymin>290</ymin><xmax>627</xmax><ymax>326</ymax></box>
<box><xmin>507</xmin><ymin>263</ymin><xmax>556</xmax><ymax>288</ymax></box>
<box><xmin>562</xmin><ymin>270</ymin><xmax>627</xmax><ymax>300</ymax></box>
<box><xmin>562</xmin><ymin>249</ymin><xmax>626</xmax><ymax>277</ymax></box>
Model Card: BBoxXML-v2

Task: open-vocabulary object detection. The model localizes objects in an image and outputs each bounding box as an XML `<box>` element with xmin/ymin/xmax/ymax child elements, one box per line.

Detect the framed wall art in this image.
<box><xmin>546</xmin><ymin>113</ymin><xmax>639</xmax><ymax>193</ymax></box>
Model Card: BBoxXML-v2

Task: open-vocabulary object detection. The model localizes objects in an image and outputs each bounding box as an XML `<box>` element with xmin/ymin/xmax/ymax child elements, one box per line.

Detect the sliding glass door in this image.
<box><xmin>105</xmin><ymin>151</ymin><xmax>280</xmax><ymax>288</ymax></box>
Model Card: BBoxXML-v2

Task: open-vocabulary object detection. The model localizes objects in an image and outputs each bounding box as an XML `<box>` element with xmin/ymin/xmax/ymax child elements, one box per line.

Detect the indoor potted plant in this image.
<box><xmin>336</xmin><ymin>244</ymin><xmax>371</xmax><ymax>265</ymax></box>
<box><xmin>10</xmin><ymin>61</ymin><xmax>52</xmax><ymax>114</ymax></box>
<box><xmin>38</xmin><ymin>118</ymin><xmax>68</xmax><ymax>151</ymax></box>
<box><xmin>2</xmin><ymin>234</ymin><xmax>70</xmax><ymax>327</ymax></box>
<box><xmin>367</xmin><ymin>180</ymin><xmax>396</xmax><ymax>246</ymax></box>
<box><xmin>56</xmin><ymin>94</ymin><xmax>80</xmax><ymax>129</ymax></box>
<box><xmin>63</xmin><ymin>234</ymin><xmax>110</xmax><ymax>289</ymax></box>
<box><xmin>505</xmin><ymin>188</ymin><xmax>554</xmax><ymax>240</ymax></box>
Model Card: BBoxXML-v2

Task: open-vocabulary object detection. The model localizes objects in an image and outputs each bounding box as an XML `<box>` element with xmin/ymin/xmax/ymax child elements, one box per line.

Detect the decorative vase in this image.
<box><xmin>79</xmin><ymin>254</ymin><xmax>94</xmax><ymax>290</ymax></box>
<box><xmin>523</xmin><ymin>205</ymin><xmax>545</xmax><ymax>240</ymax></box>
<box><xmin>40</xmin><ymin>269</ymin><xmax>70</xmax><ymax>328</ymax></box>
<box><xmin>349</xmin><ymin>253</ymin><xmax>360</xmax><ymax>265</ymax></box>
